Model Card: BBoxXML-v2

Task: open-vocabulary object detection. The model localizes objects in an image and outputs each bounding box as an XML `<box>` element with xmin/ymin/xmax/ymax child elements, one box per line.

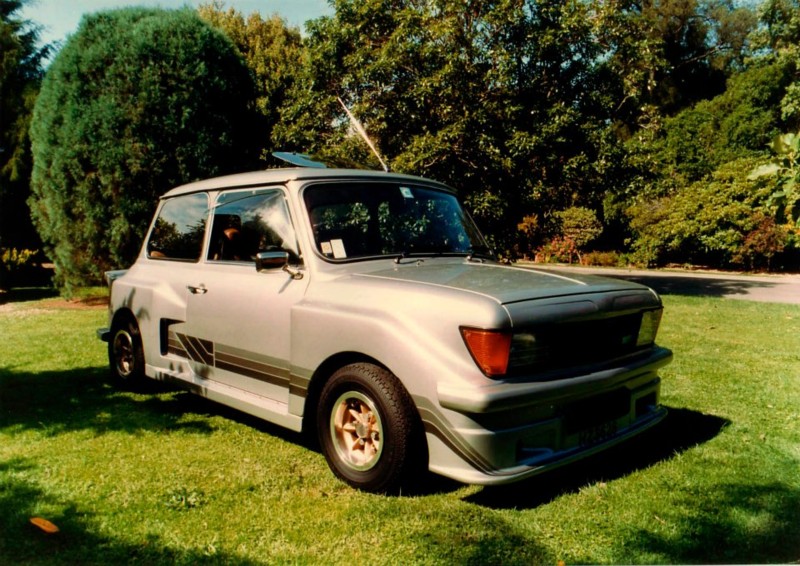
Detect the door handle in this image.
<box><xmin>187</xmin><ymin>285</ymin><xmax>208</xmax><ymax>295</ymax></box>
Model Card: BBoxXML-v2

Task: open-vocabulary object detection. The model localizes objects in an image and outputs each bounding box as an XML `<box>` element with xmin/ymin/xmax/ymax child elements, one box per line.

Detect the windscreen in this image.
<box><xmin>304</xmin><ymin>183</ymin><xmax>489</xmax><ymax>261</ymax></box>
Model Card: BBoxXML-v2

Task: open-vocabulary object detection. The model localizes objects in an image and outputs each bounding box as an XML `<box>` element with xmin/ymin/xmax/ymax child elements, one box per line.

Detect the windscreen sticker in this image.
<box><xmin>331</xmin><ymin>239</ymin><xmax>347</xmax><ymax>259</ymax></box>
<box><xmin>320</xmin><ymin>241</ymin><xmax>333</xmax><ymax>256</ymax></box>
<box><xmin>400</xmin><ymin>186</ymin><xmax>414</xmax><ymax>199</ymax></box>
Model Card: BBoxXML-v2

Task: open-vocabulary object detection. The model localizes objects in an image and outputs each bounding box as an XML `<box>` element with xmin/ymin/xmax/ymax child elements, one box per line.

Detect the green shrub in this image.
<box><xmin>581</xmin><ymin>250</ymin><xmax>623</xmax><ymax>267</ymax></box>
<box><xmin>535</xmin><ymin>236</ymin><xmax>579</xmax><ymax>264</ymax></box>
<box><xmin>28</xmin><ymin>8</ymin><xmax>262</xmax><ymax>291</ymax></box>
<box><xmin>0</xmin><ymin>247</ymin><xmax>42</xmax><ymax>291</ymax></box>
<box><xmin>626</xmin><ymin>158</ymin><xmax>790</xmax><ymax>268</ymax></box>
<box><xmin>556</xmin><ymin>207</ymin><xmax>603</xmax><ymax>251</ymax></box>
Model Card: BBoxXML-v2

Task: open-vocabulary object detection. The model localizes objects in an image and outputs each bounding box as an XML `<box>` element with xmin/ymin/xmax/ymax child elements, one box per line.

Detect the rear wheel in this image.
<box><xmin>317</xmin><ymin>363</ymin><xmax>424</xmax><ymax>493</ymax></box>
<box><xmin>109</xmin><ymin>315</ymin><xmax>146</xmax><ymax>389</ymax></box>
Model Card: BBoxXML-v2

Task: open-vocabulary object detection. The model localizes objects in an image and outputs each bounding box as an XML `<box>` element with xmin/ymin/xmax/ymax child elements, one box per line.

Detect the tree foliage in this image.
<box><xmin>751</xmin><ymin>131</ymin><xmax>800</xmax><ymax>226</ymax></box>
<box><xmin>29</xmin><ymin>8</ymin><xmax>262</xmax><ymax>290</ymax></box>
<box><xmin>627</xmin><ymin>158</ymin><xmax>779</xmax><ymax>268</ymax></box>
<box><xmin>0</xmin><ymin>0</ymin><xmax>51</xmax><ymax>289</ymax></box>
<box><xmin>198</xmin><ymin>1</ymin><xmax>305</xmax><ymax>156</ymax></box>
<box><xmin>275</xmin><ymin>0</ymin><xmax>619</xmax><ymax>254</ymax></box>
<box><xmin>13</xmin><ymin>0</ymin><xmax>800</xmax><ymax>279</ymax></box>
<box><xmin>614</xmin><ymin>1</ymin><xmax>800</xmax><ymax>269</ymax></box>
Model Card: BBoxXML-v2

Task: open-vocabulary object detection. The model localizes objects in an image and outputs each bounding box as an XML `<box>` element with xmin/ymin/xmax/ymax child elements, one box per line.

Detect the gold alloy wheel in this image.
<box><xmin>113</xmin><ymin>329</ymin><xmax>135</xmax><ymax>377</ymax></box>
<box><xmin>329</xmin><ymin>391</ymin><xmax>384</xmax><ymax>471</ymax></box>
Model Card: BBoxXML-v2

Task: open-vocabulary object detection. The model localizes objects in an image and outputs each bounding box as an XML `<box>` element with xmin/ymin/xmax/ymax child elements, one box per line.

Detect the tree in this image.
<box><xmin>29</xmin><ymin>8</ymin><xmax>262</xmax><ymax>291</ymax></box>
<box><xmin>0</xmin><ymin>0</ymin><xmax>51</xmax><ymax>289</ymax></box>
<box><xmin>753</xmin><ymin>0</ymin><xmax>800</xmax><ymax>131</ymax></box>
<box><xmin>592</xmin><ymin>0</ymin><xmax>757</xmax><ymax>134</ymax></box>
<box><xmin>197</xmin><ymin>2</ymin><xmax>305</xmax><ymax>155</ymax></box>
<box><xmin>276</xmin><ymin>0</ymin><xmax>614</xmax><ymax>255</ymax></box>
<box><xmin>657</xmin><ymin>59</ymin><xmax>791</xmax><ymax>183</ymax></box>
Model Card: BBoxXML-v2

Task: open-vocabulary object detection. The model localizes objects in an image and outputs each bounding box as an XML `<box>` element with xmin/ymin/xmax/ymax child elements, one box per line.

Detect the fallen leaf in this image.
<box><xmin>30</xmin><ymin>517</ymin><xmax>59</xmax><ymax>534</ymax></box>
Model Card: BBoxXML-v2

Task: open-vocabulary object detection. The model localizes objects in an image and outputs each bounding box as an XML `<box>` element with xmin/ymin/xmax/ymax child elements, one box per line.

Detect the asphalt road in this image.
<box><xmin>528</xmin><ymin>264</ymin><xmax>800</xmax><ymax>305</ymax></box>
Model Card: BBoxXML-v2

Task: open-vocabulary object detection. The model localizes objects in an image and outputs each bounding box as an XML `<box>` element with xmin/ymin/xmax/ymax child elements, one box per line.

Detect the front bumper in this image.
<box><xmin>97</xmin><ymin>327</ymin><xmax>110</xmax><ymax>342</ymax></box>
<box><xmin>438</xmin><ymin>347</ymin><xmax>673</xmax><ymax>414</ymax></box>
<box><xmin>423</xmin><ymin>347</ymin><xmax>672</xmax><ymax>485</ymax></box>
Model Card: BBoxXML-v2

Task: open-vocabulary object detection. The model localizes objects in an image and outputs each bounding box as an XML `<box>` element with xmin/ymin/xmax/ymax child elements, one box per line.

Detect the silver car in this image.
<box><xmin>99</xmin><ymin>167</ymin><xmax>672</xmax><ymax>492</ymax></box>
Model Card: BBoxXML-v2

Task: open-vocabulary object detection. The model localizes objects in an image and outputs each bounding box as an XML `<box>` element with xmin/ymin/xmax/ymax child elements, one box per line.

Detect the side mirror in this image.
<box><xmin>255</xmin><ymin>250</ymin><xmax>303</xmax><ymax>280</ymax></box>
<box><xmin>255</xmin><ymin>251</ymin><xmax>289</xmax><ymax>272</ymax></box>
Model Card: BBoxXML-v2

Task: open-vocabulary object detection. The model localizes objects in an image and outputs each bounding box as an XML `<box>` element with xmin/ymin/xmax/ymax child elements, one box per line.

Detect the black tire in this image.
<box><xmin>108</xmin><ymin>314</ymin><xmax>146</xmax><ymax>389</ymax></box>
<box><xmin>317</xmin><ymin>363</ymin><xmax>425</xmax><ymax>493</ymax></box>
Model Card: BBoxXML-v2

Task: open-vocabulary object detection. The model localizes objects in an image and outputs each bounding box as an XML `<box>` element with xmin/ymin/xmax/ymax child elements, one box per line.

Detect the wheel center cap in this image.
<box><xmin>355</xmin><ymin>422</ymin><xmax>369</xmax><ymax>438</ymax></box>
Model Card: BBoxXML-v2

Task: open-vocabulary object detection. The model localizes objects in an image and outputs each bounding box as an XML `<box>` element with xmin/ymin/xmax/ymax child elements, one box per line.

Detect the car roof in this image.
<box><xmin>161</xmin><ymin>168</ymin><xmax>454</xmax><ymax>199</ymax></box>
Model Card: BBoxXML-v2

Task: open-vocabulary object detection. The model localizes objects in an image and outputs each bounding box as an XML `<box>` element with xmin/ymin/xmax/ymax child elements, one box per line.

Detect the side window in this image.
<box><xmin>146</xmin><ymin>193</ymin><xmax>209</xmax><ymax>261</ymax></box>
<box><xmin>208</xmin><ymin>189</ymin><xmax>298</xmax><ymax>263</ymax></box>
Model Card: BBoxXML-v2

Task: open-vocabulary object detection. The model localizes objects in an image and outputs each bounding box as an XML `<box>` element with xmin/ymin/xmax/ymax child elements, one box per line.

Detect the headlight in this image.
<box><xmin>509</xmin><ymin>332</ymin><xmax>542</xmax><ymax>368</ymax></box>
<box><xmin>636</xmin><ymin>309</ymin><xmax>663</xmax><ymax>347</ymax></box>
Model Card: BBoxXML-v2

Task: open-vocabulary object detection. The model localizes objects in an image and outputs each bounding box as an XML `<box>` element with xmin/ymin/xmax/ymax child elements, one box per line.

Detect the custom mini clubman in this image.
<box><xmin>99</xmin><ymin>162</ymin><xmax>672</xmax><ymax>492</ymax></box>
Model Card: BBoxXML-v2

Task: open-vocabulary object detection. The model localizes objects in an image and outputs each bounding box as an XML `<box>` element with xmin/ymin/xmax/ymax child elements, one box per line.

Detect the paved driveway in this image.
<box><xmin>527</xmin><ymin>264</ymin><xmax>800</xmax><ymax>305</ymax></box>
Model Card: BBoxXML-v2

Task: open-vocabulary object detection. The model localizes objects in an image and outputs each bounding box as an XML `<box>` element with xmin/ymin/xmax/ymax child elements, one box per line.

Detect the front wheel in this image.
<box><xmin>108</xmin><ymin>315</ymin><xmax>146</xmax><ymax>389</ymax></box>
<box><xmin>317</xmin><ymin>363</ymin><xmax>424</xmax><ymax>493</ymax></box>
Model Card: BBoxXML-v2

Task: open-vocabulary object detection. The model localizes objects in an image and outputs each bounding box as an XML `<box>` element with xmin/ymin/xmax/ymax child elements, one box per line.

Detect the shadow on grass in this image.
<box><xmin>0</xmin><ymin>366</ymin><xmax>217</xmax><ymax>436</ymax></box>
<box><xmin>0</xmin><ymin>365</ymin><xmax>309</xmax><ymax>446</ymax></box>
<box><xmin>0</xmin><ymin>367</ymin><xmax>736</xmax><ymax>502</ymax></box>
<box><xmin>0</xmin><ymin>457</ymin><xmax>263</xmax><ymax>565</ymax></box>
<box><xmin>601</xmin><ymin>272</ymin><xmax>777</xmax><ymax>299</ymax></box>
<box><xmin>466</xmin><ymin>408</ymin><xmax>800</xmax><ymax>562</ymax></box>
<box><xmin>0</xmin><ymin>286</ymin><xmax>59</xmax><ymax>305</ymax></box>
<box><xmin>617</xmin><ymin>481</ymin><xmax>800</xmax><ymax>563</ymax></box>
<box><xmin>466</xmin><ymin>407</ymin><xmax>729</xmax><ymax>509</ymax></box>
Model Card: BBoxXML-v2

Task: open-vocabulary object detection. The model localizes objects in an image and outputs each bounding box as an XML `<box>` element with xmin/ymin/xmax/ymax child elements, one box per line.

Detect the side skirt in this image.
<box><xmin>145</xmin><ymin>363</ymin><xmax>303</xmax><ymax>433</ymax></box>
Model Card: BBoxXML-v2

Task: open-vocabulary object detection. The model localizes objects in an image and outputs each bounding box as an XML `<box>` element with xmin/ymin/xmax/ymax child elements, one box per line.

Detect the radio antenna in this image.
<box><xmin>337</xmin><ymin>97</ymin><xmax>390</xmax><ymax>173</ymax></box>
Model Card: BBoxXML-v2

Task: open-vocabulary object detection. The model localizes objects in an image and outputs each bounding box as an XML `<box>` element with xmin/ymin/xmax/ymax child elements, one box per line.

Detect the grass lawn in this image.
<box><xmin>1</xmin><ymin>290</ymin><xmax>799</xmax><ymax>564</ymax></box>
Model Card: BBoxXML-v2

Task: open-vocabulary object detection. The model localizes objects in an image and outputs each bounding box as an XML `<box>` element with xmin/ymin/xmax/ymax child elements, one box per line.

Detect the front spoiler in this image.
<box><xmin>430</xmin><ymin>405</ymin><xmax>668</xmax><ymax>486</ymax></box>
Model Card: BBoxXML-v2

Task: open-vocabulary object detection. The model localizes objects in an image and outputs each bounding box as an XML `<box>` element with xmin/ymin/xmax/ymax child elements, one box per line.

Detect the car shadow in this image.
<box><xmin>597</xmin><ymin>273</ymin><xmax>776</xmax><ymax>299</ymax></box>
<box><xmin>463</xmin><ymin>407</ymin><xmax>729</xmax><ymax>509</ymax></box>
<box><xmin>0</xmin><ymin>366</ymin><xmax>219</xmax><ymax>437</ymax></box>
<box><xmin>0</xmin><ymin>367</ymin><xmax>727</xmax><ymax>503</ymax></box>
<box><xmin>0</xmin><ymin>363</ymin><xmax>317</xmax><ymax>450</ymax></box>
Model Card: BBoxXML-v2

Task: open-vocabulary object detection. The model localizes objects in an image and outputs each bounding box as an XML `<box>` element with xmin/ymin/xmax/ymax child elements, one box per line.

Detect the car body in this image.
<box><xmin>99</xmin><ymin>167</ymin><xmax>672</xmax><ymax>492</ymax></box>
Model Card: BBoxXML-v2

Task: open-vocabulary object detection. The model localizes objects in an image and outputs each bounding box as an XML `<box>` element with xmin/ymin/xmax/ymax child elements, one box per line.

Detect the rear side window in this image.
<box><xmin>146</xmin><ymin>193</ymin><xmax>209</xmax><ymax>261</ymax></box>
<box><xmin>208</xmin><ymin>188</ymin><xmax>298</xmax><ymax>263</ymax></box>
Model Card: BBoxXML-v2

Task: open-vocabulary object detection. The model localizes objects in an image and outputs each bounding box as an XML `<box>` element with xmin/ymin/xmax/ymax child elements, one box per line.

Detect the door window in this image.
<box><xmin>208</xmin><ymin>189</ymin><xmax>298</xmax><ymax>263</ymax></box>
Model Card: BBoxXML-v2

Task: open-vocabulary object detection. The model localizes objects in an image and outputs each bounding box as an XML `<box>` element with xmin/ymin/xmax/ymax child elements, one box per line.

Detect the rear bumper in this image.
<box><xmin>97</xmin><ymin>327</ymin><xmax>110</xmax><ymax>342</ymax></box>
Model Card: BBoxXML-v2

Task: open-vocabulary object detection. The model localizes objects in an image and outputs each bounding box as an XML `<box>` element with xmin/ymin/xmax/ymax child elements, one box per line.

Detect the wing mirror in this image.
<box><xmin>255</xmin><ymin>251</ymin><xmax>303</xmax><ymax>279</ymax></box>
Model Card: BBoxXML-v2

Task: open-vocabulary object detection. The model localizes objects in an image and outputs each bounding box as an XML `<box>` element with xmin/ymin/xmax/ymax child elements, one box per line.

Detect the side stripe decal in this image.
<box><xmin>167</xmin><ymin>330</ymin><xmax>301</xmax><ymax>393</ymax></box>
<box><xmin>289</xmin><ymin>374</ymin><xmax>310</xmax><ymax>398</ymax></box>
<box><xmin>176</xmin><ymin>333</ymin><xmax>214</xmax><ymax>366</ymax></box>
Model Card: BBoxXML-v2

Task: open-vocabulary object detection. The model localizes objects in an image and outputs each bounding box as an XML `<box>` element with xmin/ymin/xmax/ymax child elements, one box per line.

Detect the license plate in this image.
<box><xmin>578</xmin><ymin>420</ymin><xmax>618</xmax><ymax>447</ymax></box>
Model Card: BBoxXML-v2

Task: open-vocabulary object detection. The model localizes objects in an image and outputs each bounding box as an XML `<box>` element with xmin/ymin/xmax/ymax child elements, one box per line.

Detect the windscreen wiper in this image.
<box><xmin>466</xmin><ymin>245</ymin><xmax>495</xmax><ymax>262</ymax></box>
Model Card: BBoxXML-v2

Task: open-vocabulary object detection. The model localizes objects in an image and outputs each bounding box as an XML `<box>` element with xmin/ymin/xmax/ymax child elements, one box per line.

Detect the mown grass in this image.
<box><xmin>1</xmin><ymin>293</ymin><xmax>798</xmax><ymax>564</ymax></box>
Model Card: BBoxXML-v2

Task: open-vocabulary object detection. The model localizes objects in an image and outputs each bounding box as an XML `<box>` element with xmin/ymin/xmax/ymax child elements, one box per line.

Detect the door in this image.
<box><xmin>179</xmin><ymin>187</ymin><xmax>308</xmax><ymax>404</ymax></box>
